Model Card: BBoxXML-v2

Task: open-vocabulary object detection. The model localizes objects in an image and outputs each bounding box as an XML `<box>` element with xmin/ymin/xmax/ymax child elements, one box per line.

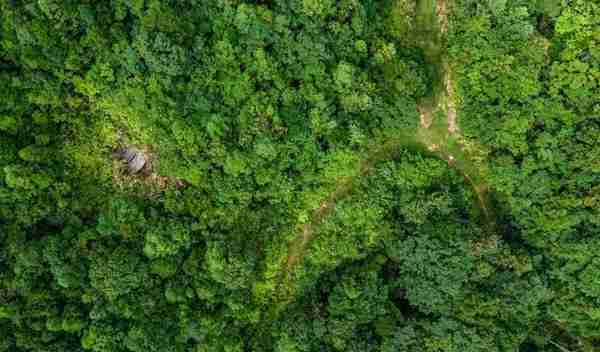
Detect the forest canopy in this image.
<box><xmin>0</xmin><ymin>0</ymin><xmax>598</xmax><ymax>351</ymax></box>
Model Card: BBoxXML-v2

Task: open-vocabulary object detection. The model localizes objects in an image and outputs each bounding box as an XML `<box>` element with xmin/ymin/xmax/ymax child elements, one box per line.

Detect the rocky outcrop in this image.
<box><xmin>118</xmin><ymin>147</ymin><xmax>147</xmax><ymax>173</ymax></box>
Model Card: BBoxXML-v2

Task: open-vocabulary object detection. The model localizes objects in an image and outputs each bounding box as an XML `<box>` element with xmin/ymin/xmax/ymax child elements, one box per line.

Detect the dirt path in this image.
<box><xmin>418</xmin><ymin>103</ymin><xmax>434</xmax><ymax>129</ymax></box>
<box><xmin>438</xmin><ymin>0</ymin><xmax>458</xmax><ymax>135</ymax></box>
<box><xmin>421</xmin><ymin>0</ymin><xmax>492</xmax><ymax>229</ymax></box>
<box><xmin>418</xmin><ymin>0</ymin><xmax>457</xmax><ymax>136</ymax></box>
<box><xmin>436</xmin><ymin>0</ymin><xmax>449</xmax><ymax>35</ymax></box>
<box><xmin>283</xmin><ymin>180</ymin><xmax>352</xmax><ymax>273</ymax></box>
<box><xmin>270</xmin><ymin>0</ymin><xmax>495</xmax><ymax>313</ymax></box>
<box><xmin>444</xmin><ymin>65</ymin><xmax>459</xmax><ymax>134</ymax></box>
<box><xmin>279</xmin><ymin>147</ymin><xmax>395</xmax><ymax>287</ymax></box>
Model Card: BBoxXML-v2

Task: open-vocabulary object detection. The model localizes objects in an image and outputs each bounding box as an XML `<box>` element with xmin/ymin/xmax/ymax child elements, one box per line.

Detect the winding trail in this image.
<box><xmin>283</xmin><ymin>178</ymin><xmax>353</xmax><ymax>274</ymax></box>
<box><xmin>269</xmin><ymin>0</ymin><xmax>495</xmax><ymax>315</ymax></box>
<box><xmin>280</xmin><ymin>136</ymin><xmax>421</xmax><ymax>286</ymax></box>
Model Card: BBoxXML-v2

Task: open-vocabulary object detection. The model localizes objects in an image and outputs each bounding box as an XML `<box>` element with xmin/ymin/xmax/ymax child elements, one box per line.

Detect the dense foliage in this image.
<box><xmin>0</xmin><ymin>0</ymin><xmax>598</xmax><ymax>351</ymax></box>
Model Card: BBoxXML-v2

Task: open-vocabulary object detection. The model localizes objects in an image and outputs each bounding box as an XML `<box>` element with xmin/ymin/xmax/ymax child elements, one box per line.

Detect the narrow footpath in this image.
<box><xmin>269</xmin><ymin>0</ymin><xmax>496</xmax><ymax>316</ymax></box>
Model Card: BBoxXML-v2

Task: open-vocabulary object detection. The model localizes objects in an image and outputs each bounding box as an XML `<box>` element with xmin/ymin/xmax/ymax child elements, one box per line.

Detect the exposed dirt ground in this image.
<box><xmin>436</xmin><ymin>0</ymin><xmax>449</xmax><ymax>35</ymax></box>
<box><xmin>444</xmin><ymin>65</ymin><xmax>459</xmax><ymax>134</ymax></box>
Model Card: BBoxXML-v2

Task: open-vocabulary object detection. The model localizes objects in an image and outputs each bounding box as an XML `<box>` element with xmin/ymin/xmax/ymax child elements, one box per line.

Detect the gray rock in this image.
<box><xmin>118</xmin><ymin>147</ymin><xmax>146</xmax><ymax>173</ymax></box>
